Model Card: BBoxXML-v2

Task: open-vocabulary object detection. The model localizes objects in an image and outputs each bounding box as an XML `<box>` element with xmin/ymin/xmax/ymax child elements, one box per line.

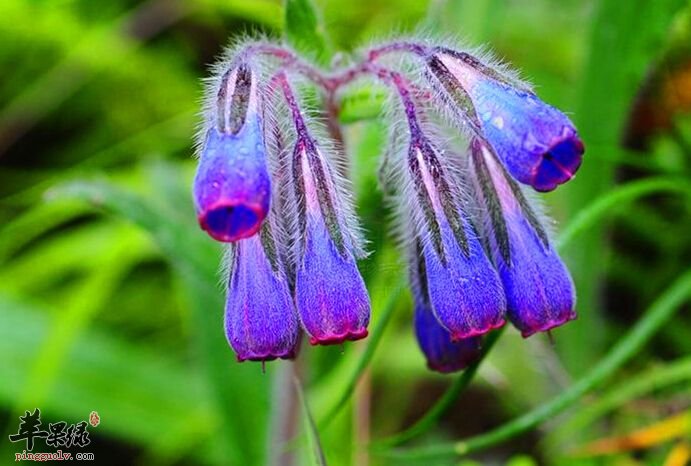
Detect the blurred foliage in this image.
<box><xmin>0</xmin><ymin>0</ymin><xmax>690</xmax><ymax>465</ymax></box>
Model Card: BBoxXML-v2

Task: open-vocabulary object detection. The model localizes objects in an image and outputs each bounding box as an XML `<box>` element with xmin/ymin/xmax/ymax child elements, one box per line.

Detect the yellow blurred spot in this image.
<box><xmin>663</xmin><ymin>441</ymin><xmax>691</xmax><ymax>466</ymax></box>
<box><xmin>574</xmin><ymin>410</ymin><xmax>691</xmax><ymax>456</ymax></box>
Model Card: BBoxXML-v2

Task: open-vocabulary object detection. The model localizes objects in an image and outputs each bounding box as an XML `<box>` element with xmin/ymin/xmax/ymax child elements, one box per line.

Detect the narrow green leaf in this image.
<box><xmin>557</xmin><ymin>177</ymin><xmax>691</xmax><ymax>251</ymax></box>
<box><xmin>52</xmin><ymin>178</ymin><xmax>270</xmax><ymax>466</ymax></box>
<box><xmin>560</xmin><ymin>0</ymin><xmax>687</xmax><ymax>376</ymax></box>
<box><xmin>548</xmin><ymin>356</ymin><xmax>691</xmax><ymax>447</ymax></box>
<box><xmin>376</xmin><ymin>269</ymin><xmax>691</xmax><ymax>462</ymax></box>
<box><xmin>0</xmin><ymin>294</ymin><xmax>217</xmax><ymax>461</ymax></box>
<box><xmin>0</xmin><ymin>199</ymin><xmax>93</xmax><ymax>263</ymax></box>
<box><xmin>295</xmin><ymin>377</ymin><xmax>328</xmax><ymax>466</ymax></box>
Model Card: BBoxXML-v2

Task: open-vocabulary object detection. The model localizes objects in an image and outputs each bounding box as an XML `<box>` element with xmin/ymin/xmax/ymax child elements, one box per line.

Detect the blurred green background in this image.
<box><xmin>1</xmin><ymin>0</ymin><xmax>690</xmax><ymax>465</ymax></box>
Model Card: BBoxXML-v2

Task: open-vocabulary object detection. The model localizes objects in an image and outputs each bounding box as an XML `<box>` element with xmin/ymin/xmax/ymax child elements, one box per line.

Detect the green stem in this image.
<box><xmin>375</xmin><ymin>270</ymin><xmax>691</xmax><ymax>462</ymax></box>
<box><xmin>317</xmin><ymin>280</ymin><xmax>404</xmax><ymax>427</ymax></box>
<box><xmin>556</xmin><ymin>177</ymin><xmax>691</xmax><ymax>250</ymax></box>
<box><xmin>295</xmin><ymin>377</ymin><xmax>329</xmax><ymax>466</ymax></box>
<box><xmin>375</xmin><ymin>328</ymin><xmax>504</xmax><ymax>447</ymax></box>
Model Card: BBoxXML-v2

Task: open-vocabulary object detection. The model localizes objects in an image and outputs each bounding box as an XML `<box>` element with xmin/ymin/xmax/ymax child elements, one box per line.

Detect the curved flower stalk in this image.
<box><xmin>277</xmin><ymin>73</ymin><xmax>371</xmax><ymax>346</ymax></box>
<box><xmin>383</xmin><ymin>69</ymin><xmax>506</xmax><ymax>340</ymax></box>
<box><xmin>193</xmin><ymin>58</ymin><xmax>272</xmax><ymax>242</ymax></box>
<box><xmin>224</xmin><ymin>222</ymin><xmax>300</xmax><ymax>362</ymax></box>
<box><xmin>409</xmin><ymin>238</ymin><xmax>482</xmax><ymax>373</ymax></box>
<box><xmin>467</xmin><ymin>138</ymin><xmax>577</xmax><ymax>336</ymax></box>
<box><xmin>424</xmin><ymin>46</ymin><xmax>584</xmax><ymax>192</ymax></box>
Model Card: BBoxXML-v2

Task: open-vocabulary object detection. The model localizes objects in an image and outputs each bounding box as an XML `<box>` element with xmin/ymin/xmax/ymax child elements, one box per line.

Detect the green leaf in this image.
<box><xmin>0</xmin><ymin>293</ymin><xmax>220</xmax><ymax>463</ymax></box>
<box><xmin>284</xmin><ymin>0</ymin><xmax>332</xmax><ymax>65</ymax></box>
<box><xmin>547</xmin><ymin>356</ymin><xmax>691</xmax><ymax>448</ymax></box>
<box><xmin>51</xmin><ymin>177</ymin><xmax>271</xmax><ymax>466</ymax></box>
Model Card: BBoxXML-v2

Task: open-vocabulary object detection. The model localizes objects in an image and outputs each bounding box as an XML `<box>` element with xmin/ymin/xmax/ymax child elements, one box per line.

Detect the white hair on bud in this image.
<box><xmin>205</xmin><ymin>32</ymin><xmax>541</xmax><ymax>288</ymax></box>
<box><xmin>219</xmin><ymin>243</ymin><xmax>236</xmax><ymax>291</ymax></box>
<box><xmin>265</xmin><ymin>68</ymin><xmax>370</xmax><ymax>267</ymax></box>
<box><xmin>297</xmin><ymin>77</ymin><xmax>370</xmax><ymax>260</ymax></box>
<box><xmin>518</xmin><ymin>183</ymin><xmax>559</xmax><ymax>241</ymax></box>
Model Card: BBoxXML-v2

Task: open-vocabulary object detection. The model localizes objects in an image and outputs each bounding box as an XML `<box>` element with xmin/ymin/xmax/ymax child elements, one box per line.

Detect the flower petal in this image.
<box><xmin>193</xmin><ymin>121</ymin><xmax>271</xmax><ymax>242</ymax></box>
<box><xmin>414</xmin><ymin>297</ymin><xmax>482</xmax><ymax>373</ymax></box>
<box><xmin>295</xmin><ymin>214</ymin><xmax>370</xmax><ymax>345</ymax></box>
<box><xmin>225</xmin><ymin>235</ymin><xmax>299</xmax><ymax>361</ymax></box>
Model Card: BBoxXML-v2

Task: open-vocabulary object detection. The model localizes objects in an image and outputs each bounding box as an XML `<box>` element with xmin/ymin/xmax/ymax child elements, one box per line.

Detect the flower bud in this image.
<box><xmin>427</xmin><ymin>48</ymin><xmax>584</xmax><ymax>192</ymax></box>
<box><xmin>410</xmin><ymin>241</ymin><xmax>482</xmax><ymax>373</ymax></box>
<box><xmin>408</xmin><ymin>137</ymin><xmax>506</xmax><ymax>340</ymax></box>
<box><xmin>415</xmin><ymin>301</ymin><xmax>482</xmax><ymax>373</ymax></box>
<box><xmin>292</xmin><ymin>138</ymin><xmax>370</xmax><ymax>345</ymax></box>
<box><xmin>225</xmin><ymin>229</ymin><xmax>300</xmax><ymax>362</ymax></box>
<box><xmin>469</xmin><ymin>139</ymin><xmax>576</xmax><ymax>337</ymax></box>
<box><xmin>193</xmin><ymin>63</ymin><xmax>271</xmax><ymax>242</ymax></box>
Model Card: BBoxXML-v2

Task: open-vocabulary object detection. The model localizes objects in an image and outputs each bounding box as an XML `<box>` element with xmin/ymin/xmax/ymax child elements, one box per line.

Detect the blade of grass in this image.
<box><xmin>556</xmin><ymin>177</ymin><xmax>691</xmax><ymax>250</ymax></box>
<box><xmin>0</xmin><ymin>199</ymin><xmax>94</xmax><ymax>263</ymax></box>
<box><xmin>0</xmin><ymin>0</ymin><xmax>195</xmax><ymax>155</ymax></box>
<box><xmin>52</xmin><ymin>179</ymin><xmax>270</xmax><ymax>466</ymax></box>
<box><xmin>0</xmin><ymin>294</ymin><xmax>217</xmax><ymax>461</ymax></box>
<box><xmin>548</xmin><ymin>356</ymin><xmax>691</xmax><ymax>446</ymax></box>
<box><xmin>295</xmin><ymin>377</ymin><xmax>329</xmax><ymax>466</ymax></box>
<box><xmin>374</xmin><ymin>269</ymin><xmax>691</xmax><ymax>462</ymax></box>
<box><xmin>560</xmin><ymin>0</ymin><xmax>687</xmax><ymax>377</ymax></box>
<box><xmin>664</xmin><ymin>441</ymin><xmax>691</xmax><ymax>466</ymax></box>
<box><xmin>572</xmin><ymin>410</ymin><xmax>691</xmax><ymax>456</ymax></box>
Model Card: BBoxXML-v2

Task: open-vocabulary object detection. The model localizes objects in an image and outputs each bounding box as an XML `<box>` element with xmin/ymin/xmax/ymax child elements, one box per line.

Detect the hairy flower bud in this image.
<box><xmin>292</xmin><ymin>137</ymin><xmax>370</xmax><ymax>345</ymax></box>
<box><xmin>427</xmin><ymin>48</ymin><xmax>584</xmax><ymax>192</ymax></box>
<box><xmin>193</xmin><ymin>62</ymin><xmax>271</xmax><ymax>242</ymax></box>
<box><xmin>225</xmin><ymin>228</ymin><xmax>299</xmax><ymax>362</ymax></box>
<box><xmin>415</xmin><ymin>301</ymin><xmax>482</xmax><ymax>373</ymax></box>
<box><xmin>410</xmin><ymin>240</ymin><xmax>482</xmax><ymax>373</ymax></box>
<box><xmin>408</xmin><ymin>136</ymin><xmax>506</xmax><ymax>340</ymax></box>
<box><xmin>469</xmin><ymin>139</ymin><xmax>576</xmax><ymax>336</ymax></box>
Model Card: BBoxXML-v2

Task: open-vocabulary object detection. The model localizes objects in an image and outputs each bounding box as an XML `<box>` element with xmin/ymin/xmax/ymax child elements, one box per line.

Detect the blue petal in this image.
<box><xmin>193</xmin><ymin>115</ymin><xmax>271</xmax><ymax>242</ymax></box>
<box><xmin>424</xmin><ymin>221</ymin><xmax>506</xmax><ymax>340</ymax></box>
<box><xmin>225</xmin><ymin>235</ymin><xmax>299</xmax><ymax>361</ymax></box>
<box><xmin>295</xmin><ymin>215</ymin><xmax>370</xmax><ymax>345</ymax></box>
<box><xmin>414</xmin><ymin>298</ymin><xmax>481</xmax><ymax>373</ymax></box>
<box><xmin>498</xmin><ymin>217</ymin><xmax>576</xmax><ymax>337</ymax></box>
<box><xmin>472</xmin><ymin>79</ymin><xmax>584</xmax><ymax>192</ymax></box>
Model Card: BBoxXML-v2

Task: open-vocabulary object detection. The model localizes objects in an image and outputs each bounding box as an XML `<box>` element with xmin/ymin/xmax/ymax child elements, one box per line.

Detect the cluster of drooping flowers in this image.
<box><xmin>192</xmin><ymin>38</ymin><xmax>584</xmax><ymax>372</ymax></box>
